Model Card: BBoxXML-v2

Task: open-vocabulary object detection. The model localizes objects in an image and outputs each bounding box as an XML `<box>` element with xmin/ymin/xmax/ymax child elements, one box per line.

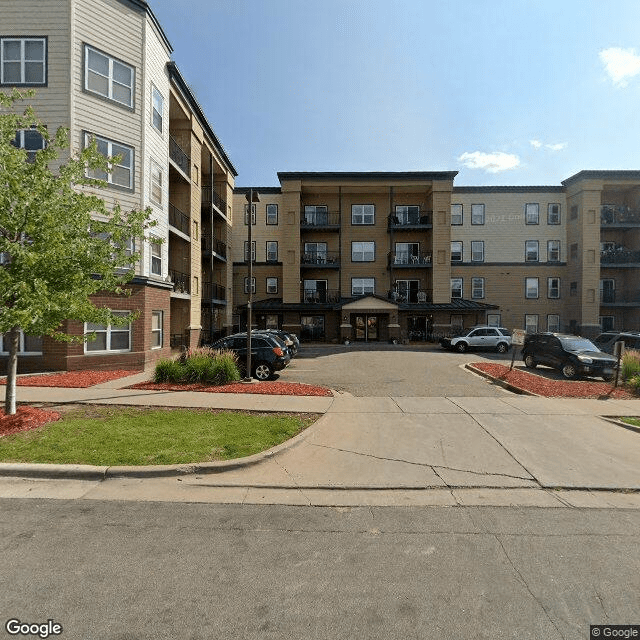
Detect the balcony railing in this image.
<box><xmin>169</xmin><ymin>269</ymin><xmax>190</xmax><ymax>294</ymax></box>
<box><xmin>600</xmin><ymin>290</ymin><xmax>640</xmax><ymax>305</ymax></box>
<box><xmin>202</xmin><ymin>183</ymin><xmax>227</xmax><ymax>215</ymax></box>
<box><xmin>201</xmin><ymin>235</ymin><xmax>227</xmax><ymax>259</ymax></box>
<box><xmin>601</xmin><ymin>249</ymin><xmax>640</xmax><ymax>264</ymax></box>
<box><xmin>169</xmin><ymin>203</ymin><xmax>190</xmax><ymax>236</ymax></box>
<box><xmin>169</xmin><ymin>135</ymin><xmax>190</xmax><ymax>175</ymax></box>
<box><xmin>388</xmin><ymin>251</ymin><xmax>433</xmax><ymax>266</ymax></box>
<box><xmin>388</xmin><ymin>211</ymin><xmax>433</xmax><ymax>228</ymax></box>
<box><xmin>203</xmin><ymin>281</ymin><xmax>226</xmax><ymax>302</ymax></box>
<box><xmin>388</xmin><ymin>289</ymin><xmax>432</xmax><ymax>304</ymax></box>
<box><xmin>601</xmin><ymin>205</ymin><xmax>640</xmax><ymax>225</ymax></box>
<box><xmin>301</xmin><ymin>289</ymin><xmax>341</xmax><ymax>304</ymax></box>
<box><xmin>301</xmin><ymin>251</ymin><xmax>340</xmax><ymax>266</ymax></box>
<box><xmin>300</xmin><ymin>212</ymin><xmax>340</xmax><ymax>228</ymax></box>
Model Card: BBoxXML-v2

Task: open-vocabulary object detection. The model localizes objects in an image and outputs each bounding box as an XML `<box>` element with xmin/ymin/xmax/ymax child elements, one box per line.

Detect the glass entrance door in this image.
<box><xmin>354</xmin><ymin>315</ymin><xmax>378</xmax><ymax>341</ymax></box>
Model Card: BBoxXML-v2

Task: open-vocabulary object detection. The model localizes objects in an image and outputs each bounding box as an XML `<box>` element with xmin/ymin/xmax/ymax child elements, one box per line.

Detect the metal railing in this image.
<box><xmin>201</xmin><ymin>235</ymin><xmax>227</xmax><ymax>259</ymax></box>
<box><xmin>388</xmin><ymin>289</ymin><xmax>432</xmax><ymax>304</ymax></box>
<box><xmin>169</xmin><ymin>203</ymin><xmax>190</xmax><ymax>236</ymax></box>
<box><xmin>301</xmin><ymin>289</ymin><xmax>341</xmax><ymax>304</ymax></box>
<box><xmin>301</xmin><ymin>251</ymin><xmax>340</xmax><ymax>266</ymax></box>
<box><xmin>169</xmin><ymin>269</ymin><xmax>190</xmax><ymax>294</ymax></box>
<box><xmin>170</xmin><ymin>333</ymin><xmax>187</xmax><ymax>348</ymax></box>
<box><xmin>203</xmin><ymin>282</ymin><xmax>226</xmax><ymax>301</ymax></box>
<box><xmin>202</xmin><ymin>183</ymin><xmax>227</xmax><ymax>214</ymax></box>
<box><xmin>601</xmin><ymin>205</ymin><xmax>640</xmax><ymax>225</ymax></box>
<box><xmin>300</xmin><ymin>212</ymin><xmax>340</xmax><ymax>228</ymax></box>
<box><xmin>388</xmin><ymin>211</ymin><xmax>432</xmax><ymax>227</ymax></box>
<box><xmin>388</xmin><ymin>251</ymin><xmax>433</xmax><ymax>266</ymax></box>
<box><xmin>600</xmin><ymin>290</ymin><xmax>640</xmax><ymax>304</ymax></box>
<box><xmin>601</xmin><ymin>249</ymin><xmax>640</xmax><ymax>264</ymax></box>
<box><xmin>169</xmin><ymin>135</ymin><xmax>190</xmax><ymax>175</ymax></box>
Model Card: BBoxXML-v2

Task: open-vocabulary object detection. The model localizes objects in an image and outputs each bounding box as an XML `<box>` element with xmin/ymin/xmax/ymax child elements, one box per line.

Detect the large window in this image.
<box><xmin>84</xmin><ymin>133</ymin><xmax>133</xmax><ymax>189</ymax></box>
<box><xmin>351</xmin><ymin>241</ymin><xmax>375</xmax><ymax>262</ymax></box>
<box><xmin>548</xmin><ymin>277</ymin><xmax>560</xmax><ymax>299</ymax></box>
<box><xmin>471</xmin><ymin>241</ymin><xmax>484</xmax><ymax>262</ymax></box>
<box><xmin>151</xmin><ymin>85</ymin><xmax>163</xmax><ymax>133</ymax></box>
<box><xmin>395</xmin><ymin>205</ymin><xmax>420</xmax><ymax>224</ymax></box>
<box><xmin>451</xmin><ymin>278</ymin><xmax>463</xmax><ymax>299</ymax></box>
<box><xmin>525</xmin><ymin>314</ymin><xmax>539</xmax><ymax>334</ymax></box>
<box><xmin>266</xmin><ymin>241</ymin><xmax>278</xmax><ymax>262</ymax></box>
<box><xmin>303</xmin><ymin>279</ymin><xmax>328</xmax><ymax>303</ymax></box>
<box><xmin>352</xmin><ymin>204</ymin><xmax>375</xmax><ymax>225</ymax></box>
<box><xmin>525</xmin><ymin>203</ymin><xmax>539</xmax><ymax>224</ymax></box>
<box><xmin>303</xmin><ymin>205</ymin><xmax>328</xmax><ymax>225</ymax></box>
<box><xmin>352</xmin><ymin>278</ymin><xmax>375</xmax><ymax>296</ymax></box>
<box><xmin>471</xmin><ymin>204</ymin><xmax>485</xmax><ymax>225</ymax></box>
<box><xmin>85</xmin><ymin>311</ymin><xmax>131</xmax><ymax>353</ymax></box>
<box><xmin>151</xmin><ymin>311</ymin><xmax>163</xmax><ymax>348</ymax></box>
<box><xmin>301</xmin><ymin>316</ymin><xmax>325</xmax><ymax>340</ymax></box>
<box><xmin>451</xmin><ymin>204</ymin><xmax>463</xmax><ymax>225</ymax></box>
<box><xmin>393</xmin><ymin>280</ymin><xmax>419</xmax><ymax>302</ymax></box>
<box><xmin>1</xmin><ymin>37</ymin><xmax>46</xmax><ymax>85</ymax></box>
<box><xmin>547</xmin><ymin>240</ymin><xmax>561</xmax><ymax>262</ymax></box>
<box><xmin>472</xmin><ymin>277</ymin><xmax>485</xmax><ymax>299</ymax></box>
<box><xmin>525</xmin><ymin>240</ymin><xmax>539</xmax><ymax>262</ymax></box>
<box><xmin>451</xmin><ymin>241</ymin><xmax>463</xmax><ymax>262</ymax></box>
<box><xmin>266</xmin><ymin>277</ymin><xmax>278</xmax><ymax>294</ymax></box>
<box><xmin>547</xmin><ymin>314</ymin><xmax>560</xmax><ymax>332</ymax></box>
<box><xmin>0</xmin><ymin>331</ymin><xmax>43</xmax><ymax>354</ymax></box>
<box><xmin>525</xmin><ymin>277</ymin><xmax>539</xmax><ymax>299</ymax></box>
<box><xmin>303</xmin><ymin>242</ymin><xmax>327</xmax><ymax>263</ymax></box>
<box><xmin>395</xmin><ymin>242</ymin><xmax>419</xmax><ymax>264</ymax></box>
<box><xmin>266</xmin><ymin>204</ymin><xmax>278</xmax><ymax>225</ymax></box>
<box><xmin>84</xmin><ymin>45</ymin><xmax>134</xmax><ymax>108</ymax></box>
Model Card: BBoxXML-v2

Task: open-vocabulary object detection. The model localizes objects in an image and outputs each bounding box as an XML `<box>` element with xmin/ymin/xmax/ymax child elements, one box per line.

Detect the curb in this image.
<box><xmin>600</xmin><ymin>416</ymin><xmax>640</xmax><ymax>435</ymax></box>
<box><xmin>465</xmin><ymin>363</ymin><xmax>539</xmax><ymax>396</ymax></box>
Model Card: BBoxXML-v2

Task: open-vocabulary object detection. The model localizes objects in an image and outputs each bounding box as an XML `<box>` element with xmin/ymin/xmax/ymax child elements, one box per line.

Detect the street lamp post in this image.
<box><xmin>244</xmin><ymin>188</ymin><xmax>259</xmax><ymax>381</ymax></box>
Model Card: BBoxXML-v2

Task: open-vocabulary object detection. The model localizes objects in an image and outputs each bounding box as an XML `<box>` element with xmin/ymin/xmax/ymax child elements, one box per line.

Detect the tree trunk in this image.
<box><xmin>5</xmin><ymin>326</ymin><xmax>19</xmax><ymax>415</ymax></box>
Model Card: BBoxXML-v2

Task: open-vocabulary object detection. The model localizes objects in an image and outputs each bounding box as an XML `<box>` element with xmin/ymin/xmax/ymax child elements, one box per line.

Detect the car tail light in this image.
<box><xmin>273</xmin><ymin>347</ymin><xmax>283</xmax><ymax>356</ymax></box>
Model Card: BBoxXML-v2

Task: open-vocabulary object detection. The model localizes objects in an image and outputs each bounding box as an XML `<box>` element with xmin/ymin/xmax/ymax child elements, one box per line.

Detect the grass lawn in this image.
<box><xmin>0</xmin><ymin>406</ymin><xmax>319</xmax><ymax>466</ymax></box>
<box><xmin>621</xmin><ymin>417</ymin><xmax>640</xmax><ymax>428</ymax></box>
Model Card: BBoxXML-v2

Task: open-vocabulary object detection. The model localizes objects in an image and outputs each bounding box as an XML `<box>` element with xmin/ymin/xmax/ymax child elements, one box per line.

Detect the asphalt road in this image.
<box><xmin>278</xmin><ymin>343</ymin><xmax>514</xmax><ymax>396</ymax></box>
<box><xmin>1</xmin><ymin>499</ymin><xmax>638</xmax><ymax>640</ymax></box>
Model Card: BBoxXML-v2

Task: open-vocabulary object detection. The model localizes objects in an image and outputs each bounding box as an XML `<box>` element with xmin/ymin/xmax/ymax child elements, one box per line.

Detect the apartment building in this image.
<box><xmin>0</xmin><ymin>0</ymin><xmax>236</xmax><ymax>372</ymax></box>
<box><xmin>231</xmin><ymin>171</ymin><xmax>640</xmax><ymax>342</ymax></box>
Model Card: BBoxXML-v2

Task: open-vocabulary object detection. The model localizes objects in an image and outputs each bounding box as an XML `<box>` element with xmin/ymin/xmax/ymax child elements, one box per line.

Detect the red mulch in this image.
<box><xmin>0</xmin><ymin>370</ymin><xmax>139</xmax><ymax>388</ymax></box>
<box><xmin>471</xmin><ymin>362</ymin><xmax>635</xmax><ymax>399</ymax></box>
<box><xmin>127</xmin><ymin>380</ymin><xmax>333</xmax><ymax>397</ymax></box>
<box><xmin>0</xmin><ymin>406</ymin><xmax>61</xmax><ymax>437</ymax></box>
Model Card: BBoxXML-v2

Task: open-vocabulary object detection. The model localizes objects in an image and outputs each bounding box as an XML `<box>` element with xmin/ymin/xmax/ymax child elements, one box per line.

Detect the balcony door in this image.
<box><xmin>600</xmin><ymin>279</ymin><xmax>615</xmax><ymax>303</ymax></box>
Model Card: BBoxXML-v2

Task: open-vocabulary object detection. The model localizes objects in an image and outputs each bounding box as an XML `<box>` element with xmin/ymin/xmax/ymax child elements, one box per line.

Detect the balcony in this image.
<box><xmin>301</xmin><ymin>289</ymin><xmax>341</xmax><ymax>304</ymax></box>
<box><xmin>601</xmin><ymin>205</ymin><xmax>640</xmax><ymax>226</ymax></box>
<box><xmin>300</xmin><ymin>251</ymin><xmax>340</xmax><ymax>268</ymax></box>
<box><xmin>601</xmin><ymin>248</ymin><xmax>640</xmax><ymax>265</ymax></box>
<box><xmin>388</xmin><ymin>251</ymin><xmax>433</xmax><ymax>267</ymax></box>
<box><xmin>300</xmin><ymin>212</ymin><xmax>340</xmax><ymax>231</ymax></box>
<box><xmin>201</xmin><ymin>234</ymin><xmax>226</xmax><ymax>261</ymax></box>
<box><xmin>169</xmin><ymin>135</ymin><xmax>190</xmax><ymax>176</ymax></box>
<box><xmin>387</xmin><ymin>289</ymin><xmax>433</xmax><ymax>304</ymax></box>
<box><xmin>388</xmin><ymin>211</ymin><xmax>433</xmax><ymax>230</ymax></box>
<box><xmin>169</xmin><ymin>203</ymin><xmax>190</xmax><ymax>236</ymax></box>
<box><xmin>600</xmin><ymin>290</ymin><xmax>640</xmax><ymax>306</ymax></box>
<box><xmin>202</xmin><ymin>183</ymin><xmax>227</xmax><ymax>217</ymax></box>
<box><xmin>202</xmin><ymin>282</ymin><xmax>226</xmax><ymax>304</ymax></box>
<box><xmin>169</xmin><ymin>269</ymin><xmax>190</xmax><ymax>295</ymax></box>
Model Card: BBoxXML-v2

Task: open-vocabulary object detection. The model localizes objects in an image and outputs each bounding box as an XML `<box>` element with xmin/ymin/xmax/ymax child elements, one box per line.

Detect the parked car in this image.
<box><xmin>440</xmin><ymin>326</ymin><xmax>512</xmax><ymax>353</ymax></box>
<box><xmin>521</xmin><ymin>332</ymin><xmax>618</xmax><ymax>380</ymax></box>
<box><xmin>252</xmin><ymin>329</ymin><xmax>299</xmax><ymax>356</ymax></box>
<box><xmin>592</xmin><ymin>331</ymin><xmax>640</xmax><ymax>355</ymax></box>
<box><xmin>208</xmin><ymin>332</ymin><xmax>290</xmax><ymax>380</ymax></box>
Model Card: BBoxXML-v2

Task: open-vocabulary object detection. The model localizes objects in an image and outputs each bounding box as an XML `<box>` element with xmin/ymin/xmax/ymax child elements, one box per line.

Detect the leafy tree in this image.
<box><xmin>1</xmin><ymin>89</ymin><xmax>156</xmax><ymax>415</ymax></box>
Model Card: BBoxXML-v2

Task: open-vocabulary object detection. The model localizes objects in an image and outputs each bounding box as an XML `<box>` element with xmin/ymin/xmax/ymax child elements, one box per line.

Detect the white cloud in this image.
<box><xmin>458</xmin><ymin>151</ymin><xmax>520</xmax><ymax>173</ymax></box>
<box><xmin>600</xmin><ymin>47</ymin><xmax>640</xmax><ymax>87</ymax></box>
<box><xmin>530</xmin><ymin>139</ymin><xmax>542</xmax><ymax>149</ymax></box>
<box><xmin>546</xmin><ymin>142</ymin><xmax>567</xmax><ymax>151</ymax></box>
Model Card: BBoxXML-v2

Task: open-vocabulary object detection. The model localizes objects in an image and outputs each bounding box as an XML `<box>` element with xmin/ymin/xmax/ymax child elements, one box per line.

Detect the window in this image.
<box><xmin>303</xmin><ymin>242</ymin><xmax>327</xmax><ymax>263</ymax></box>
<box><xmin>352</xmin><ymin>204</ymin><xmax>375</xmax><ymax>225</ymax></box>
<box><xmin>451</xmin><ymin>241</ymin><xmax>463</xmax><ymax>262</ymax></box>
<box><xmin>525</xmin><ymin>277</ymin><xmax>539</xmax><ymax>299</ymax></box>
<box><xmin>301</xmin><ymin>315</ymin><xmax>325</xmax><ymax>340</ymax></box>
<box><xmin>266</xmin><ymin>277</ymin><xmax>278</xmax><ymax>294</ymax></box>
<box><xmin>352</xmin><ymin>278</ymin><xmax>375</xmax><ymax>296</ymax></box>
<box><xmin>570</xmin><ymin>281</ymin><xmax>577</xmax><ymax>296</ymax></box>
<box><xmin>1</xmin><ymin>37</ymin><xmax>46</xmax><ymax>85</ymax></box>
<box><xmin>547</xmin><ymin>314</ymin><xmax>560</xmax><ymax>333</ymax></box>
<box><xmin>525</xmin><ymin>240</ymin><xmax>539</xmax><ymax>262</ymax></box>
<box><xmin>151</xmin><ymin>311</ymin><xmax>163</xmax><ymax>348</ymax></box>
<box><xmin>303</xmin><ymin>279</ymin><xmax>328</xmax><ymax>303</ymax></box>
<box><xmin>266</xmin><ymin>241</ymin><xmax>278</xmax><ymax>262</ymax></box>
<box><xmin>84</xmin><ymin>45</ymin><xmax>134</xmax><ymax>108</ymax></box>
<box><xmin>243</xmin><ymin>277</ymin><xmax>256</xmax><ymax>294</ymax></box>
<box><xmin>265</xmin><ymin>315</ymin><xmax>279</xmax><ymax>329</ymax></box>
<box><xmin>393</xmin><ymin>280</ymin><xmax>419</xmax><ymax>302</ymax></box>
<box><xmin>351</xmin><ymin>241</ymin><xmax>375</xmax><ymax>262</ymax></box>
<box><xmin>244</xmin><ymin>204</ymin><xmax>256</xmax><ymax>225</ymax></box>
<box><xmin>266</xmin><ymin>204</ymin><xmax>278</xmax><ymax>225</ymax></box>
<box><xmin>85</xmin><ymin>311</ymin><xmax>131</xmax><ymax>352</ymax></box>
<box><xmin>395</xmin><ymin>242</ymin><xmax>419</xmax><ymax>264</ymax></box>
<box><xmin>471</xmin><ymin>241</ymin><xmax>484</xmax><ymax>262</ymax></box>
<box><xmin>150</xmin><ymin>160</ymin><xmax>163</xmax><ymax>205</ymax></box>
<box><xmin>0</xmin><ymin>331</ymin><xmax>43</xmax><ymax>354</ymax></box>
<box><xmin>600</xmin><ymin>279</ymin><xmax>615</xmax><ymax>303</ymax></box>
<box><xmin>471</xmin><ymin>204</ymin><xmax>485</xmax><ymax>225</ymax></box>
<box><xmin>84</xmin><ymin>133</ymin><xmax>133</xmax><ymax>189</ymax></box>
<box><xmin>548</xmin><ymin>203</ymin><xmax>560</xmax><ymax>224</ymax></box>
<box><xmin>548</xmin><ymin>277</ymin><xmax>560</xmax><ymax>299</ymax></box>
<box><xmin>151</xmin><ymin>85</ymin><xmax>163</xmax><ymax>133</ymax></box>
<box><xmin>547</xmin><ymin>240</ymin><xmax>561</xmax><ymax>262</ymax></box>
<box><xmin>303</xmin><ymin>205</ymin><xmax>328</xmax><ymax>225</ymax></box>
<box><xmin>451</xmin><ymin>278</ymin><xmax>463</xmax><ymax>299</ymax></box>
<box><xmin>600</xmin><ymin>316</ymin><xmax>615</xmax><ymax>332</ymax></box>
<box><xmin>150</xmin><ymin>238</ymin><xmax>162</xmax><ymax>276</ymax></box>
<box><xmin>395</xmin><ymin>205</ymin><xmax>420</xmax><ymax>224</ymax></box>
<box><xmin>525</xmin><ymin>314</ymin><xmax>539</xmax><ymax>334</ymax></box>
<box><xmin>451</xmin><ymin>204</ymin><xmax>463</xmax><ymax>225</ymax></box>
<box><xmin>12</xmin><ymin>128</ymin><xmax>46</xmax><ymax>162</ymax></box>
<box><xmin>525</xmin><ymin>203</ymin><xmax>539</xmax><ymax>224</ymax></box>
<box><xmin>472</xmin><ymin>277</ymin><xmax>485</xmax><ymax>299</ymax></box>
<box><xmin>487</xmin><ymin>314</ymin><xmax>501</xmax><ymax>327</ymax></box>
<box><xmin>243</xmin><ymin>241</ymin><xmax>256</xmax><ymax>262</ymax></box>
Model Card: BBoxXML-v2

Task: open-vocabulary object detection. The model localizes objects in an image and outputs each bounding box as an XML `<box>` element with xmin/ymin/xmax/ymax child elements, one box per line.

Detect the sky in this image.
<box><xmin>149</xmin><ymin>0</ymin><xmax>640</xmax><ymax>188</ymax></box>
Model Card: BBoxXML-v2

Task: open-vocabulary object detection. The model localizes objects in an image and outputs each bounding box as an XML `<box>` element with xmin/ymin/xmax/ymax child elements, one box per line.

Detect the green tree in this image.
<box><xmin>1</xmin><ymin>90</ymin><xmax>156</xmax><ymax>415</ymax></box>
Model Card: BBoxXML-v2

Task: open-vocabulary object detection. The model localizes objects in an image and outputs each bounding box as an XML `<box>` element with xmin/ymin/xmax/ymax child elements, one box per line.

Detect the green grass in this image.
<box><xmin>0</xmin><ymin>406</ymin><xmax>318</xmax><ymax>466</ymax></box>
<box><xmin>621</xmin><ymin>417</ymin><xmax>640</xmax><ymax>428</ymax></box>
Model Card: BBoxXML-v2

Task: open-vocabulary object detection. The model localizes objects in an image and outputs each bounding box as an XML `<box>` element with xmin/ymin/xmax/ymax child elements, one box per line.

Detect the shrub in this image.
<box><xmin>153</xmin><ymin>359</ymin><xmax>185</xmax><ymax>383</ymax></box>
<box><xmin>621</xmin><ymin>350</ymin><xmax>640</xmax><ymax>381</ymax></box>
<box><xmin>206</xmin><ymin>350</ymin><xmax>241</xmax><ymax>384</ymax></box>
<box><xmin>154</xmin><ymin>349</ymin><xmax>240</xmax><ymax>385</ymax></box>
<box><xmin>183</xmin><ymin>353</ymin><xmax>213</xmax><ymax>383</ymax></box>
<box><xmin>628</xmin><ymin>375</ymin><xmax>640</xmax><ymax>391</ymax></box>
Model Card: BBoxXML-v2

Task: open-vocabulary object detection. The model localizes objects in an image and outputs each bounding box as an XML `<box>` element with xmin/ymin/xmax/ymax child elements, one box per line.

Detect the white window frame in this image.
<box><xmin>243</xmin><ymin>240</ymin><xmax>256</xmax><ymax>262</ymax></box>
<box><xmin>0</xmin><ymin>331</ymin><xmax>43</xmax><ymax>355</ymax></box>
<box><xmin>84</xmin><ymin>132</ymin><xmax>133</xmax><ymax>189</ymax></box>
<box><xmin>0</xmin><ymin>37</ymin><xmax>46</xmax><ymax>85</ymax></box>
<box><xmin>471</xmin><ymin>204</ymin><xmax>485</xmax><ymax>225</ymax></box>
<box><xmin>525</xmin><ymin>203</ymin><xmax>540</xmax><ymax>225</ymax></box>
<box><xmin>151</xmin><ymin>310</ymin><xmax>163</xmax><ymax>349</ymax></box>
<box><xmin>547</xmin><ymin>277</ymin><xmax>560</xmax><ymax>299</ymax></box>
<box><xmin>525</xmin><ymin>314</ymin><xmax>539</xmax><ymax>334</ymax></box>
<box><xmin>547</xmin><ymin>240</ymin><xmax>561</xmax><ymax>262</ymax></box>
<box><xmin>151</xmin><ymin>84</ymin><xmax>163</xmax><ymax>133</ymax></box>
<box><xmin>451</xmin><ymin>204</ymin><xmax>463</xmax><ymax>225</ymax></box>
<box><xmin>352</xmin><ymin>204</ymin><xmax>375</xmax><ymax>225</ymax></box>
<box><xmin>547</xmin><ymin>314</ymin><xmax>560</xmax><ymax>333</ymax></box>
<box><xmin>244</xmin><ymin>204</ymin><xmax>256</xmax><ymax>225</ymax></box>
<box><xmin>487</xmin><ymin>313</ymin><xmax>501</xmax><ymax>327</ymax></box>
<box><xmin>525</xmin><ymin>240</ymin><xmax>539</xmax><ymax>262</ymax></box>
<box><xmin>471</xmin><ymin>241</ymin><xmax>484</xmax><ymax>262</ymax></box>
<box><xmin>451</xmin><ymin>278</ymin><xmax>463</xmax><ymax>299</ymax></box>
<box><xmin>395</xmin><ymin>242</ymin><xmax>419</xmax><ymax>264</ymax></box>
<box><xmin>266</xmin><ymin>204</ymin><xmax>278</xmax><ymax>225</ymax></box>
<box><xmin>243</xmin><ymin>277</ymin><xmax>256</xmax><ymax>294</ymax></box>
<box><xmin>84</xmin><ymin>311</ymin><xmax>131</xmax><ymax>353</ymax></box>
<box><xmin>150</xmin><ymin>159</ymin><xmax>163</xmax><ymax>205</ymax></box>
<box><xmin>451</xmin><ymin>241</ymin><xmax>463</xmax><ymax>262</ymax></box>
<box><xmin>150</xmin><ymin>237</ymin><xmax>162</xmax><ymax>276</ymax></box>
<box><xmin>84</xmin><ymin>44</ymin><xmax>134</xmax><ymax>108</ymax></box>
<box><xmin>266</xmin><ymin>277</ymin><xmax>278</xmax><ymax>294</ymax></box>
<box><xmin>351</xmin><ymin>278</ymin><xmax>375</xmax><ymax>296</ymax></box>
<box><xmin>525</xmin><ymin>277</ymin><xmax>539</xmax><ymax>299</ymax></box>
<box><xmin>548</xmin><ymin>203</ymin><xmax>561</xmax><ymax>225</ymax></box>
<box><xmin>472</xmin><ymin>277</ymin><xmax>485</xmax><ymax>299</ymax></box>
<box><xmin>351</xmin><ymin>241</ymin><xmax>375</xmax><ymax>262</ymax></box>
<box><xmin>266</xmin><ymin>241</ymin><xmax>278</xmax><ymax>262</ymax></box>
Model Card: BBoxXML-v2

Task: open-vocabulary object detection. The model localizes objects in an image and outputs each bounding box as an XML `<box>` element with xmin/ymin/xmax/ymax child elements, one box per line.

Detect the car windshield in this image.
<box><xmin>559</xmin><ymin>337</ymin><xmax>598</xmax><ymax>352</ymax></box>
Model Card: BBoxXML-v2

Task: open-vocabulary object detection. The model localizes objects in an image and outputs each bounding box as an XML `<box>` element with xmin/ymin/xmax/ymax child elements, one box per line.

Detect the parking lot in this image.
<box><xmin>277</xmin><ymin>342</ymin><xmax>515</xmax><ymax>397</ymax></box>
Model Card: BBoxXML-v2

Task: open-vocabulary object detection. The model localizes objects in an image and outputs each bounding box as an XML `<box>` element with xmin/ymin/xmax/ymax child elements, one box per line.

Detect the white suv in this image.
<box><xmin>440</xmin><ymin>326</ymin><xmax>512</xmax><ymax>353</ymax></box>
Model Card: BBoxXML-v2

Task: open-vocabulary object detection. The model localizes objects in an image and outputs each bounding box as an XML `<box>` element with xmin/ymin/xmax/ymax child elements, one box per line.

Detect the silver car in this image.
<box><xmin>440</xmin><ymin>326</ymin><xmax>512</xmax><ymax>353</ymax></box>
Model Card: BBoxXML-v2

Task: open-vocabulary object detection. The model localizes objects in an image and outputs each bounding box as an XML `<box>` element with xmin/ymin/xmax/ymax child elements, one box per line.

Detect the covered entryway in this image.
<box><xmin>340</xmin><ymin>296</ymin><xmax>400</xmax><ymax>343</ymax></box>
<box><xmin>354</xmin><ymin>315</ymin><xmax>380</xmax><ymax>341</ymax></box>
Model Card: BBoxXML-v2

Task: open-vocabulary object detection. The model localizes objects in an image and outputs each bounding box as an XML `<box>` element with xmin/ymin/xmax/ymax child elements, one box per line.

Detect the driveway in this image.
<box><xmin>278</xmin><ymin>343</ymin><xmax>514</xmax><ymax>396</ymax></box>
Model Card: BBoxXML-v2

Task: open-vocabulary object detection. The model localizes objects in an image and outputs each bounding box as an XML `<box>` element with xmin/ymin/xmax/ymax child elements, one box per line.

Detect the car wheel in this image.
<box><xmin>253</xmin><ymin>362</ymin><xmax>273</xmax><ymax>381</ymax></box>
<box><xmin>456</xmin><ymin>342</ymin><xmax>468</xmax><ymax>353</ymax></box>
<box><xmin>524</xmin><ymin>354</ymin><xmax>537</xmax><ymax>368</ymax></box>
<box><xmin>562</xmin><ymin>363</ymin><xmax>577</xmax><ymax>379</ymax></box>
<box><xmin>496</xmin><ymin>342</ymin><xmax>509</xmax><ymax>354</ymax></box>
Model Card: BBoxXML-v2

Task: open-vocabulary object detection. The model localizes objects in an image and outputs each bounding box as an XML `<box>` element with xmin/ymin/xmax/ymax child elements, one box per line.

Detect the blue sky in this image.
<box><xmin>149</xmin><ymin>0</ymin><xmax>640</xmax><ymax>188</ymax></box>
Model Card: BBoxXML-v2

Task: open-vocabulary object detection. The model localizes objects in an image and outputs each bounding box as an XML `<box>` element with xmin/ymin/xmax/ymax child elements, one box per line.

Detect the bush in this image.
<box><xmin>155</xmin><ymin>349</ymin><xmax>240</xmax><ymax>385</ymax></box>
<box><xmin>621</xmin><ymin>350</ymin><xmax>640</xmax><ymax>381</ymax></box>
<box><xmin>628</xmin><ymin>375</ymin><xmax>640</xmax><ymax>391</ymax></box>
<box><xmin>153</xmin><ymin>359</ymin><xmax>185</xmax><ymax>383</ymax></box>
<box><xmin>206</xmin><ymin>350</ymin><xmax>241</xmax><ymax>385</ymax></box>
<box><xmin>183</xmin><ymin>353</ymin><xmax>213</xmax><ymax>383</ymax></box>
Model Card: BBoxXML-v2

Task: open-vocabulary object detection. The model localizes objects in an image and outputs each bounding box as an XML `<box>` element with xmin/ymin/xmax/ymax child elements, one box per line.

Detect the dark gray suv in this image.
<box><xmin>592</xmin><ymin>331</ymin><xmax>640</xmax><ymax>355</ymax></box>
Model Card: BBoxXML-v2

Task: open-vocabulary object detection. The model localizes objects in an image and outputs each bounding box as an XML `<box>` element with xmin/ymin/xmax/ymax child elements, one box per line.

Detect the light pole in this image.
<box><xmin>244</xmin><ymin>188</ymin><xmax>259</xmax><ymax>381</ymax></box>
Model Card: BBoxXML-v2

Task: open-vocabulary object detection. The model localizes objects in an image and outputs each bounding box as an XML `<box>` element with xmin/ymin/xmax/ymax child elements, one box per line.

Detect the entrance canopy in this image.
<box><xmin>340</xmin><ymin>295</ymin><xmax>398</xmax><ymax>314</ymax></box>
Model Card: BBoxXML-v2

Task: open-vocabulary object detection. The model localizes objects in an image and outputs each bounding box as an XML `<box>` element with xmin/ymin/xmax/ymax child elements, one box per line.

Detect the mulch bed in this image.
<box><xmin>127</xmin><ymin>380</ymin><xmax>333</xmax><ymax>397</ymax></box>
<box><xmin>471</xmin><ymin>362</ymin><xmax>635</xmax><ymax>399</ymax></box>
<box><xmin>0</xmin><ymin>370</ymin><xmax>139</xmax><ymax>388</ymax></box>
<box><xmin>0</xmin><ymin>406</ymin><xmax>61</xmax><ymax>437</ymax></box>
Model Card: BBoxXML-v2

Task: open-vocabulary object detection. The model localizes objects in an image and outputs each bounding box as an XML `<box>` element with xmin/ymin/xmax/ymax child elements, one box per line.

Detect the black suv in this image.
<box><xmin>208</xmin><ymin>333</ymin><xmax>290</xmax><ymax>380</ymax></box>
<box><xmin>592</xmin><ymin>331</ymin><xmax>640</xmax><ymax>355</ymax></box>
<box><xmin>521</xmin><ymin>333</ymin><xmax>618</xmax><ymax>380</ymax></box>
<box><xmin>252</xmin><ymin>329</ymin><xmax>299</xmax><ymax>357</ymax></box>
